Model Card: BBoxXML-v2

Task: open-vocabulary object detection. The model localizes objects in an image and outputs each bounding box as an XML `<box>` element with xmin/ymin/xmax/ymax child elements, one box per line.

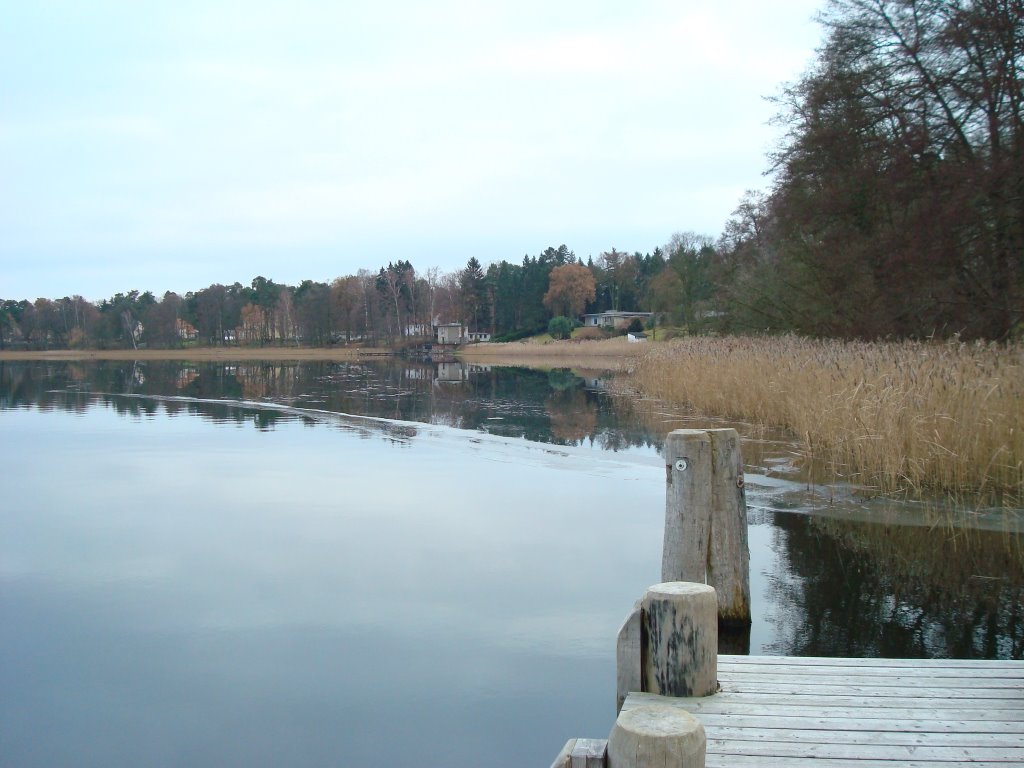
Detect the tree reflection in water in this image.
<box><xmin>2</xmin><ymin>358</ymin><xmax>1021</xmax><ymax>660</ymax></box>
<box><xmin>764</xmin><ymin>512</ymin><xmax>1023</xmax><ymax>658</ymax></box>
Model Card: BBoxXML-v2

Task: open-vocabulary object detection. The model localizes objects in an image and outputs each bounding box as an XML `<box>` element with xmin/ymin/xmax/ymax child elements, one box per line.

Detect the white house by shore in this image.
<box><xmin>581</xmin><ymin>311</ymin><xmax>652</xmax><ymax>330</ymax></box>
<box><xmin>434</xmin><ymin>323</ymin><xmax>491</xmax><ymax>345</ymax></box>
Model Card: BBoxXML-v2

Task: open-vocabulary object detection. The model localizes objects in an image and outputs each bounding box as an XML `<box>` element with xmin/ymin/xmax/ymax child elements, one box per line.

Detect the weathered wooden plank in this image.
<box><xmin>716</xmin><ymin>672</ymin><xmax>1024</xmax><ymax>686</ymax></box>
<box><xmin>724</xmin><ymin>696</ymin><xmax>1019</xmax><ymax>716</ymax></box>
<box><xmin>716</xmin><ymin>671</ymin><xmax>1024</xmax><ymax>689</ymax></box>
<box><xmin>720</xmin><ymin>654</ymin><xmax>1024</xmax><ymax>669</ymax></box>
<box><xmin>688</xmin><ymin>693</ymin><xmax>1020</xmax><ymax>711</ymax></box>
<box><xmin>625</xmin><ymin>692</ymin><xmax>1024</xmax><ymax>721</ymax></box>
<box><xmin>717</xmin><ymin>664</ymin><xmax>1024</xmax><ymax>681</ymax></box>
<box><xmin>694</xmin><ymin>714</ymin><xmax>1024</xmax><ymax>735</ymax></box>
<box><xmin>705</xmin><ymin>737</ymin><xmax>1024</xmax><ymax>761</ymax></box>
<box><xmin>715</xmin><ymin>674</ymin><xmax>1024</xmax><ymax>689</ymax></box>
<box><xmin>716</xmin><ymin>681</ymin><xmax>1023</xmax><ymax>700</ymax></box>
<box><xmin>705</xmin><ymin>725</ymin><xmax>1024</xmax><ymax>748</ymax></box>
<box><xmin>706</xmin><ymin>758</ymin><xmax>1016</xmax><ymax>768</ymax></box>
<box><xmin>719</xmin><ymin>657</ymin><xmax>1024</xmax><ymax>672</ymax></box>
<box><xmin>714</xmin><ymin>678</ymin><xmax>1023</xmax><ymax>695</ymax></box>
<box><xmin>569</xmin><ymin>737</ymin><xmax>607</xmax><ymax>768</ymax></box>
<box><xmin>749</xmin><ymin>699</ymin><xmax>1023</xmax><ymax>712</ymax></box>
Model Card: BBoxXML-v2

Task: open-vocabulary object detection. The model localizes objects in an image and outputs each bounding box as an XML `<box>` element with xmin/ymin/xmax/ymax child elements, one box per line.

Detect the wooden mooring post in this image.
<box><xmin>551</xmin><ymin>427</ymin><xmax>751</xmax><ymax>768</ymax></box>
<box><xmin>555</xmin><ymin>581</ymin><xmax>715</xmax><ymax>768</ymax></box>
<box><xmin>662</xmin><ymin>428</ymin><xmax>750</xmax><ymax>627</ymax></box>
<box><xmin>607</xmin><ymin>705</ymin><xmax>705</xmax><ymax>768</ymax></box>
<box><xmin>642</xmin><ymin>583</ymin><xmax>718</xmax><ymax>698</ymax></box>
<box><xmin>616</xmin><ymin>583</ymin><xmax>718</xmax><ymax>715</ymax></box>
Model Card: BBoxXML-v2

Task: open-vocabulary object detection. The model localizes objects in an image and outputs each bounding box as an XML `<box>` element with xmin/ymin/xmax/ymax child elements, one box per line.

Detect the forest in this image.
<box><xmin>0</xmin><ymin>243</ymin><xmax>706</xmax><ymax>349</ymax></box>
<box><xmin>2</xmin><ymin>0</ymin><xmax>1021</xmax><ymax>349</ymax></box>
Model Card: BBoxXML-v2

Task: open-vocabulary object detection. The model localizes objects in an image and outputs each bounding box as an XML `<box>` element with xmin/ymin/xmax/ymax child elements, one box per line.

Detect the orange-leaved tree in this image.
<box><xmin>542</xmin><ymin>263</ymin><xmax>596</xmax><ymax>319</ymax></box>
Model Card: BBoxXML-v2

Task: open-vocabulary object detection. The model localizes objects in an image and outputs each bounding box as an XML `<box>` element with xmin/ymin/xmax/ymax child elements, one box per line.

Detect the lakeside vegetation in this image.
<box><xmin>624</xmin><ymin>336</ymin><xmax>1023</xmax><ymax>506</ymax></box>
<box><xmin>465</xmin><ymin>333</ymin><xmax>1024</xmax><ymax>507</ymax></box>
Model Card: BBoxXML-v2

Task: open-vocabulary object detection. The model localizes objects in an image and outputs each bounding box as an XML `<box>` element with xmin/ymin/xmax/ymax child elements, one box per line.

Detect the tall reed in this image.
<box><xmin>625</xmin><ymin>335</ymin><xmax>1024</xmax><ymax>504</ymax></box>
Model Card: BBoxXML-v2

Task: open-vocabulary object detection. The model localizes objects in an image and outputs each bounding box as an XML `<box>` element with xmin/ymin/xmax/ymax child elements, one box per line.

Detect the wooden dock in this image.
<box><xmin>552</xmin><ymin>433</ymin><xmax>1023</xmax><ymax>768</ymax></box>
<box><xmin>620</xmin><ymin>654</ymin><xmax>1024</xmax><ymax>767</ymax></box>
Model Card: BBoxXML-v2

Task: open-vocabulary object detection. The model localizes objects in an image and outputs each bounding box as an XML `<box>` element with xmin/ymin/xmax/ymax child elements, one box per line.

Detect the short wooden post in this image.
<box><xmin>615</xmin><ymin>601</ymin><xmax>642</xmax><ymax>714</ymax></box>
<box><xmin>642</xmin><ymin>582</ymin><xmax>717</xmax><ymax>698</ymax></box>
<box><xmin>662</xmin><ymin>428</ymin><xmax>751</xmax><ymax>626</ymax></box>
<box><xmin>607</xmin><ymin>705</ymin><xmax>706</xmax><ymax>768</ymax></box>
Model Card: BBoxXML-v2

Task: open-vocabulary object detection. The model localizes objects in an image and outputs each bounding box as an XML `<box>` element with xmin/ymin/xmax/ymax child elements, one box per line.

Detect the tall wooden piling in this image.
<box><xmin>662</xmin><ymin>430</ymin><xmax>712</xmax><ymax>584</ymax></box>
<box><xmin>662</xmin><ymin>428</ymin><xmax>751</xmax><ymax>626</ymax></box>
<box><xmin>706</xmin><ymin>429</ymin><xmax>751</xmax><ymax>626</ymax></box>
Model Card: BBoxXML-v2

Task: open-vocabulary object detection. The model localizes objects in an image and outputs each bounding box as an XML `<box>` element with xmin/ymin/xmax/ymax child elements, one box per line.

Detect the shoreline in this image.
<box><xmin>0</xmin><ymin>347</ymin><xmax>386</xmax><ymax>362</ymax></box>
<box><xmin>457</xmin><ymin>338</ymin><xmax>642</xmax><ymax>372</ymax></box>
<box><xmin>0</xmin><ymin>338</ymin><xmax>642</xmax><ymax>370</ymax></box>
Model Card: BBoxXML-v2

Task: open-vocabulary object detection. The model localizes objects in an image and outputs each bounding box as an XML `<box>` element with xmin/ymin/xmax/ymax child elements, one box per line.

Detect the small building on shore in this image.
<box><xmin>434</xmin><ymin>324</ymin><xmax>492</xmax><ymax>345</ymax></box>
<box><xmin>581</xmin><ymin>311</ymin><xmax>653</xmax><ymax>330</ymax></box>
<box><xmin>436</xmin><ymin>323</ymin><xmax>464</xmax><ymax>345</ymax></box>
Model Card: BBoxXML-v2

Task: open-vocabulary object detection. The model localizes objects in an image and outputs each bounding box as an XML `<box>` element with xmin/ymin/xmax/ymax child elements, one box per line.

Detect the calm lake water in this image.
<box><xmin>2</xmin><ymin>359</ymin><xmax>1021</xmax><ymax>768</ymax></box>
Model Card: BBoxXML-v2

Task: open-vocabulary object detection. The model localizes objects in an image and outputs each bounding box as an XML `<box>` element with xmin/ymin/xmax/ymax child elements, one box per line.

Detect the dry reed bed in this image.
<box><xmin>627</xmin><ymin>336</ymin><xmax>1024</xmax><ymax>503</ymax></box>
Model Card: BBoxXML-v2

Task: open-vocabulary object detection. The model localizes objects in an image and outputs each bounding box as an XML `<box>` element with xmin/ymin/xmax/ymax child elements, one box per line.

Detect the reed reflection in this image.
<box><xmin>764</xmin><ymin>512</ymin><xmax>1024</xmax><ymax>658</ymax></box>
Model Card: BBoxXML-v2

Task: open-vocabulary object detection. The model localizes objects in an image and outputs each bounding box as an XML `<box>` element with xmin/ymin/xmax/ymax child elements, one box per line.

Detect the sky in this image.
<box><xmin>1</xmin><ymin>0</ymin><xmax>824</xmax><ymax>302</ymax></box>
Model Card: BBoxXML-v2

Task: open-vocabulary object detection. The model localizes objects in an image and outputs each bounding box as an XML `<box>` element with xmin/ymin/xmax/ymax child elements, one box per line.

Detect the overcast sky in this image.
<box><xmin>1</xmin><ymin>0</ymin><xmax>824</xmax><ymax>302</ymax></box>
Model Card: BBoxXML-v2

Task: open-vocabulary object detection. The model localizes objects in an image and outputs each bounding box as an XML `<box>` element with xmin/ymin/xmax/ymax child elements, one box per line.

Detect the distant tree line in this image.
<box><xmin>0</xmin><ymin>239</ymin><xmax>717</xmax><ymax>349</ymax></box>
<box><xmin>2</xmin><ymin>0</ymin><xmax>1019</xmax><ymax>347</ymax></box>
